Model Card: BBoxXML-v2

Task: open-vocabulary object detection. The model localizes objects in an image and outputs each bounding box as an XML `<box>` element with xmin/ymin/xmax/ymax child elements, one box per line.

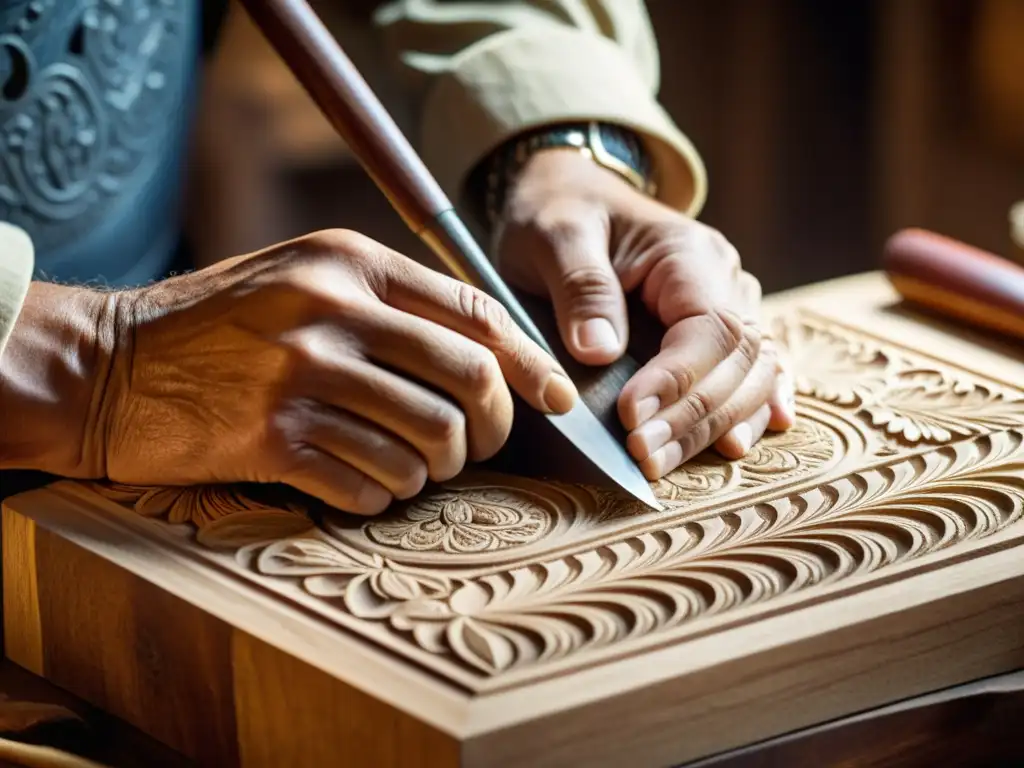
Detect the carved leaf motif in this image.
<box><xmin>773</xmin><ymin>318</ymin><xmax>892</xmax><ymax>406</ymax></box>
<box><xmin>365</xmin><ymin>488</ymin><xmax>550</xmax><ymax>554</ymax></box>
<box><xmin>91</xmin><ymin>483</ymin><xmax>307</xmax><ymax>532</ymax></box>
<box><xmin>861</xmin><ymin>372</ymin><xmax>1024</xmax><ymax>444</ymax></box>
<box><xmin>252</xmin><ymin>536</ymin><xmax>454</xmax><ymax>620</ymax></box>
<box><xmin>197</xmin><ymin>511</ymin><xmax>315</xmax><ymax>549</ymax></box>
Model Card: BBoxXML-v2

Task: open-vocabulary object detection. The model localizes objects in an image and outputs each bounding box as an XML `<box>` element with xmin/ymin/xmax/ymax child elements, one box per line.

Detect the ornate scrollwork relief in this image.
<box><xmin>89</xmin><ymin>313</ymin><xmax>1024</xmax><ymax>683</ymax></box>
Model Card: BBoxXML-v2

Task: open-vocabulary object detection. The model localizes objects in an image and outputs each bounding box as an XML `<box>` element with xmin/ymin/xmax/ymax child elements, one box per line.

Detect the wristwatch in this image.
<box><xmin>473</xmin><ymin>122</ymin><xmax>657</xmax><ymax>228</ymax></box>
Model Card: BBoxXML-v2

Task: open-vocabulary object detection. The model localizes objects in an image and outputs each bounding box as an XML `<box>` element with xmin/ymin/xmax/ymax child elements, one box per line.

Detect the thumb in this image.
<box><xmin>534</xmin><ymin>213</ymin><xmax>628</xmax><ymax>366</ymax></box>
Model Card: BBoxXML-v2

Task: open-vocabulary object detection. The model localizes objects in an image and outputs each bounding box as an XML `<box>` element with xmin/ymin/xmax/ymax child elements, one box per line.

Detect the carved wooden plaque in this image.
<box><xmin>3</xmin><ymin>273</ymin><xmax>1023</xmax><ymax>766</ymax></box>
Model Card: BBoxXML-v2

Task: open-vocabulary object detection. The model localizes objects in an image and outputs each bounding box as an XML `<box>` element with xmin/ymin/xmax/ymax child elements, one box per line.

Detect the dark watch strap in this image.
<box><xmin>469</xmin><ymin>122</ymin><xmax>656</xmax><ymax>228</ymax></box>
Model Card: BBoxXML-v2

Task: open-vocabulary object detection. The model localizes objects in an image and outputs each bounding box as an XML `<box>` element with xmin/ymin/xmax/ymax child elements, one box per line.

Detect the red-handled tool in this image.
<box><xmin>883</xmin><ymin>228</ymin><xmax>1024</xmax><ymax>342</ymax></box>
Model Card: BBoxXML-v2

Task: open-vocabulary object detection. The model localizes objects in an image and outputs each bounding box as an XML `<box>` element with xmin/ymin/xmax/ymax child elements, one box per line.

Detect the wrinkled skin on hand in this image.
<box><xmin>494</xmin><ymin>150</ymin><xmax>796</xmax><ymax>480</ymax></box>
<box><xmin>98</xmin><ymin>230</ymin><xmax>577</xmax><ymax>514</ymax></box>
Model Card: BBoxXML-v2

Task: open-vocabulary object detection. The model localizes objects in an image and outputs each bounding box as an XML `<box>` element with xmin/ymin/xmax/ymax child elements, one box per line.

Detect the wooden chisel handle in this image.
<box><xmin>882</xmin><ymin>228</ymin><xmax>1024</xmax><ymax>341</ymax></box>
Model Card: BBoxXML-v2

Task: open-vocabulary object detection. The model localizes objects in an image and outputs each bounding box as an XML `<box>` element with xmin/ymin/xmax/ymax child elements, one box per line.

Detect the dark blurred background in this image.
<box><xmin>185</xmin><ymin>0</ymin><xmax>1024</xmax><ymax>292</ymax></box>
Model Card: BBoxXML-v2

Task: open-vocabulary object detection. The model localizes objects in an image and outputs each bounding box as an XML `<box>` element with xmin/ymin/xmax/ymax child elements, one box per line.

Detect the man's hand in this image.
<box><xmin>494</xmin><ymin>150</ymin><xmax>795</xmax><ymax>480</ymax></box>
<box><xmin>12</xmin><ymin>231</ymin><xmax>576</xmax><ymax>515</ymax></box>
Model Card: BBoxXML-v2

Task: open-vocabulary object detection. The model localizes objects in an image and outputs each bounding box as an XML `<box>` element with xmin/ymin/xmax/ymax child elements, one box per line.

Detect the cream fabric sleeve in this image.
<box><xmin>372</xmin><ymin>0</ymin><xmax>707</xmax><ymax>216</ymax></box>
<box><xmin>0</xmin><ymin>223</ymin><xmax>34</xmax><ymax>363</ymax></box>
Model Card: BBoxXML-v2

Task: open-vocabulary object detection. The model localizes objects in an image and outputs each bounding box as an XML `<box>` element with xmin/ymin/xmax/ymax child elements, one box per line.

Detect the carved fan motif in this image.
<box><xmin>773</xmin><ymin>318</ymin><xmax>892</xmax><ymax>405</ymax></box>
<box><xmin>88</xmin><ymin>313</ymin><xmax>1024</xmax><ymax>683</ymax></box>
<box><xmin>91</xmin><ymin>482</ymin><xmax>314</xmax><ymax>548</ymax></box>
<box><xmin>773</xmin><ymin>316</ymin><xmax>1024</xmax><ymax>447</ymax></box>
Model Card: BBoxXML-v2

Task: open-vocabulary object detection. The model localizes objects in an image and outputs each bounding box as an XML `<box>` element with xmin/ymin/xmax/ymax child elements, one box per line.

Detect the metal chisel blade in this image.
<box><xmin>546</xmin><ymin>402</ymin><xmax>663</xmax><ymax>511</ymax></box>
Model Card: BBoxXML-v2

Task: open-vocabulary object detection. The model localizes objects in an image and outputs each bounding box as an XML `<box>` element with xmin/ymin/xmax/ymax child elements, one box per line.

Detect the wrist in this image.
<box><xmin>0</xmin><ymin>282</ymin><xmax>119</xmax><ymax>478</ymax></box>
<box><xmin>469</xmin><ymin>122</ymin><xmax>656</xmax><ymax>229</ymax></box>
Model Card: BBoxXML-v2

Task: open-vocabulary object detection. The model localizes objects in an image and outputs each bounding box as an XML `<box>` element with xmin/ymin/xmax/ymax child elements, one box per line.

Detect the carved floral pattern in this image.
<box><xmin>88</xmin><ymin>314</ymin><xmax>1024</xmax><ymax>681</ymax></box>
<box><xmin>365</xmin><ymin>489</ymin><xmax>550</xmax><ymax>554</ymax></box>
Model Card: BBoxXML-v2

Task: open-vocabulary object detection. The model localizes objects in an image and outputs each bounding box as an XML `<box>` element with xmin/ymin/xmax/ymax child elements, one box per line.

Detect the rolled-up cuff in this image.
<box><xmin>0</xmin><ymin>222</ymin><xmax>34</xmax><ymax>361</ymax></box>
<box><xmin>419</xmin><ymin>27</ymin><xmax>708</xmax><ymax>218</ymax></box>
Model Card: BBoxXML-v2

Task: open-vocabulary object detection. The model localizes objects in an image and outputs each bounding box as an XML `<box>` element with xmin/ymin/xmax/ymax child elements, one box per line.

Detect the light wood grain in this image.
<box><xmin>3</xmin><ymin>272</ymin><xmax>1023</xmax><ymax>766</ymax></box>
<box><xmin>3</xmin><ymin>508</ymin><xmax>43</xmax><ymax>676</ymax></box>
<box><xmin>233</xmin><ymin>631</ymin><xmax>458</xmax><ymax>766</ymax></box>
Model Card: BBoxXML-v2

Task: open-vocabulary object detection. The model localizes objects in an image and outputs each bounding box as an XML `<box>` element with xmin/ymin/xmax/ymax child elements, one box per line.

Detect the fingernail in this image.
<box><xmin>644</xmin><ymin>441</ymin><xmax>683</xmax><ymax>479</ymax></box>
<box><xmin>632</xmin><ymin>419</ymin><xmax>672</xmax><ymax>459</ymax></box>
<box><xmin>543</xmin><ymin>371</ymin><xmax>578</xmax><ymax>414</ymax></box>
<box><xmin>635</xmin><ymin>396</ymin><xmax>661</xmax><ymax>425</ymax></box>
<box><xmin>577</xmin><ymin>318</ymin><xmax>619</xmax><ymax>356</ymax></box>
<box><xmin>728</xmin><ymin>423</ymin><xmax>753</xmax><ymax>455</ymax></box>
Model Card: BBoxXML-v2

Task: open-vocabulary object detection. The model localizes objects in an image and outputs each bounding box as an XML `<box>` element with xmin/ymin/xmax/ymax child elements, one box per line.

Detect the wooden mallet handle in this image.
<box><xmin>882</xmin><ymin>228</ymin><xmax>1024</xmax><ymax>342</ymax></box>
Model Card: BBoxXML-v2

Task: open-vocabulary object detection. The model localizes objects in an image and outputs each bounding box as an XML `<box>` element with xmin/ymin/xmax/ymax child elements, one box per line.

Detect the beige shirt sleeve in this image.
<box><xmin>0</xmin><ymin>223</ymin><xmax>34</xmax><ymax>364</ymax></box>
<box><xmin>372</xmin><ymin>0</ymin><xmax>707</xmax><ymax>216</ymax></box>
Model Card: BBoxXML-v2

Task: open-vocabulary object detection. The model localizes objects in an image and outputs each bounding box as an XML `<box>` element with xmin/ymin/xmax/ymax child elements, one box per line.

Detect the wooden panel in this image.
<box><xmin>233</xmin><ymin>632</ymin><xmax>457</xmax><ymax>766</ymax></box>
<box><xmin>28</xmin><ymin>528</ymin><xmax>239</xmax><ymax>764</ymax></box>
<box><xmin>3</xmin><ymin>508</ymin><xmax>43</xmax><ymax>675</ymax></box>
<box><xmin>3</xmin><ymin>273</ymin><xmax>1023</xmax><ymax>766</ymax></box>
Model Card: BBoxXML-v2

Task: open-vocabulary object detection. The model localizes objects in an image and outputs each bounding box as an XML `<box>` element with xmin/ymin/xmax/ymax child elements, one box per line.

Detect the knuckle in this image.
<box><xmin>662</xmin><ymin>365</ymin><xmax>697</xmax><ymax>403</ymax></box>
<box><xmin>261</xmin><ymin>411</ymin><xmax>294</xmax><ymax>460</ymax></box>
<box><xmin>679</xmin><ymin>419</ymin><xmax>714</xmax><ymax>460</ymax></box>
<box><xmin>268</xmin><ymin>266</ymin><xmax>363</xmax><ymax>318</ymax></box>
<box><xmin>430</xmin><ymin>402</ymin><xmax>467</xmax><ymax>446</ymax></box>
<box><xmin>463</xmin><ymin>348</ymin><xmax>503</xmax><ymax>393</ymax></box>
<box><xmin>457</xmin><ymin>283</ymin><xmax>514</xmax><ymax>344</ymax></box>
<box><xmin>704</xmin><ymin>309</ymin><xmax>745</xmax><ymax>358</ymax></box>
<box><xmin>682</xmin><ymin>388</ymin><xmax>715</xmax><ymax>425</ymax></box>
<box><xmin>736</xmin><ymin>321</ymin><xmax>763</xmax><ymax>368</ymax></box>
<box><xmin>278</xmin><ymin>332</ymin><xmax>320</xmax><ymax>376</ymax></box>
<box><xmin>535</xmin><ymin>205</ymin><xmax>590</xmax><ymax>242</ymax></box>
<box><xmin>304</xmin><ymin>227</ymin><xmax>365</xmax><ymax>255</ymax></box>
<box><xmin>562</xmin><ymin>266</ymin><xmax>618</xmax><ymax>303</ymax></box>
<box><xmin>707</xmin><ymin>402</ymin><xmax>738</xmax><ymax>439</ymax></box>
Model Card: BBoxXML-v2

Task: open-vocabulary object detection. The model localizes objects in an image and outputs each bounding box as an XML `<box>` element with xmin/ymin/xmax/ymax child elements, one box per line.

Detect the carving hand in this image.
<box><xmin>495</xmin><ymin>150</ymin><xmax>796</xmax><ymax>480</ymax></box>
<box><xmin>96</xmin><ymin>230</ymin><xmax>577</xmax><ymax>514</ymax></box>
